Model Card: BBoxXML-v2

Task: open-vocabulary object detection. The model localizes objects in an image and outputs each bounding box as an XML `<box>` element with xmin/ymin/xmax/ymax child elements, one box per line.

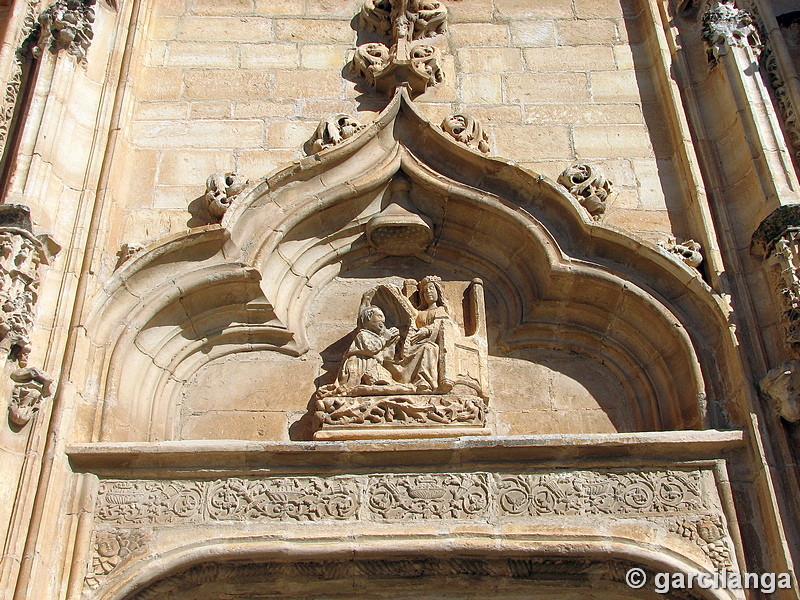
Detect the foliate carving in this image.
<box><xmin>769</xmin><ymin>229</ymin><xmax>800</xmax><ymax>352</ymax></box>
<box><xmin>496</xmin><ymin>470</ymin><xmax>704</xmax><ymax>517</ymax></box>
<box><xmin>84</xmin><ymin>528</ymin><xmax>149</xmax><ymax>589</ymax></box>
<box><xmin>352</xmin><ymin>42</ymin><xmax>392</xmax><ymax>85</ymax></box>
<box><xmin>204</xmin><ymin>171</ymin><xmax>248</xmax><ymax>220</ymax></box>
<box><xmin>123</xmin><ymin>562</ymin><xmax>281</xmax><ymax>599</ymax></box>
<box><xmin>96</xmin><ymin>477</ymin><xmax>360</xmax><ymax>525</ymax></box>
<box><xmin>0</xmin><ymin>0</ymin><xmax>41</xmax><ymax>160</ymax></box>
<box><xmin>759</xmin><ymin>360</ymin><xmax>800</xmax><ymax>421</ymax></box>
<box><xmin>0</xmin><ymin>205</ymin><xmax>56</xmax><ymax>367</ymax></box>
<box><xmin>360</xmin><ymin>0</ymin><xmax>447</xmax><ymax>40</ymax></box>
<box><xmin>557</xmin><ymin>163</ymin><xmax>612</xmax><ymax>218</ymax></box>
<box><xmin>351</xmin><ymin>0</ymin><xmax>447</xmax><ymax>96</ymax></box>
<box><xmin>115</xmin><ymin>242</ymin><xmax>144</xmax><ymax>269</ymax></box>
<box><xmin>315</xmin><ymin>394</ymin><xmax>485</xmax><ymax>427</ymax></box>
<box><xmin>34</xmin><ymin>0</ymin><xmax>96</xmax><ymax>64</ymax></box>
<box><xmin>91</xmin><ymin>469</ymin><xmax>733</xmax><ymax>578</ymax></box>
<box><xmin>367</xmin><ymin>473</ymin><xmax>489</xmax><ymax>520</ymax></box>
<box><xmin>206</xmin><ymin>478</ymin><xmax>359</xmax><ymax>521</ymax></box>
<box><xmin>764</xmin><ymin>46</ymin><xmax>800</xmax><ymax>159</ymax></box>
<box><xmin>666</xmin><ymin>515</ymin><xmax>733</xmax><ymax>568</ymax></box>
<box><xmin>441</xmin><ymin>113</ymin><xmax>490</xmax><ymax>153</ymax></box>
<box><xmin>314</xmin><ymin>277</ymin><xmax>489</xmax><ymax>436</ymax></box>
<box><xmin>309</xmin><ymin>114</ymin><xmax>365</xmax><ymax>153</ymax></box>
<box><xmin>8</xmin><ymin>367</ymin><xmax>52</xmax><ymax>426</ymax></box>
<box><xmin>701</xmin><ymin>1</ymin><xmax>760</xmax><ymax>62</ymax></box>
<box><xmin>409</xmin><ymin>44</ymin><xmax>443</xmax><ymax>85</ymax></box>
<box><xmin>659</xmin><ymin>236</ymin><xmax>704</xmax><ymax>269</ymax></box>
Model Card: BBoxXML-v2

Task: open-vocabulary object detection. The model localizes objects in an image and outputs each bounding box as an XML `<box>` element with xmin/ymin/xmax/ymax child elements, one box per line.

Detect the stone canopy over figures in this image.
<box><xmin>314</xmin><ymin>276</ymin><xmax>489</xmax><ymax>439</ymax></box>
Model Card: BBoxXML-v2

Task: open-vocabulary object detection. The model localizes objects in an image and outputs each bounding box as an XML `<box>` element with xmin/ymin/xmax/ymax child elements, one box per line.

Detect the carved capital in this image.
<box><xmin>701</xmin><ymin>1</ymin><xmax>760</xmax><ymax>61</ymax></box>
<box><xmin>557</xmin><ymin>163</ymin><xmax>613</xmax><ymax>219</ymax></box>
<box><xmin>441</xmin><ymin>113</ymin><xmax>490</xmax><ymax>153</ymax></box>
<box><xmin>8</xmin><ymin>366</ymin><xmax>52</xmax><ymax>426</ymax></box>
<box><xmin>204</xmin><ymin>172</ymin><xmax>248</xmax><ymax>221</ymax></box>
<box><xmin>309</xmin><ymin>114</ymin><xmax>365</xmax><ymax>153</ymax></box>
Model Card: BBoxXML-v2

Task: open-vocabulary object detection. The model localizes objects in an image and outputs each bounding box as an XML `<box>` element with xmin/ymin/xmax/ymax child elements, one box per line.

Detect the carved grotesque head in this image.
<box><xmin>760</xmin><ymin>360</ymin><xmax>800</xmax><ymax>422</ymax></box>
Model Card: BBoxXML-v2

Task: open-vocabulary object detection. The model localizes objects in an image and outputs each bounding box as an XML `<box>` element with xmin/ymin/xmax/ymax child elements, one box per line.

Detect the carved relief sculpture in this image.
<box><xmin>314</xmin><ymin>276</ymin><xmax>489</xmax><ymax>439</ymax></box>
<box><xmin>441</xmin><ymin>113</ymin><xmax>490</xmax><ymax>154</ymax></box>
<box><xmin>759</xmin><ymin>360</ymin><xmax>800</xmax><ymax>421</ymax></box>
<box><xmin>0</xmin><ymin>205</ymin><xmax>57</xmax><ymax>367</ymax></box>
<box><xmin>659</xmin><ymin>236</ymin><xmax>704</xmax><ymax>269</ymax></box>
<box><xmin>0</xmin><ymin>0</ymin><xmax>41</xmax><ymax>162</ymax></box>
<box><xmin>766</xmin><ymin>228</ymin><xmax>800</xmax><ymax>351</ymax></box>
<box><xmin>701</xmin><ymin>1</ymin><xmax>760</xmax><ymax>62</ymax></box>
<box><xmin>204</xmin><ymin>171</ymin><xmax>248</xmax><ymax>221</ymax></box>
<box><xmin>557</xmin><ymin>163</ymin><xmax>613</xmax><ymax>219</ymax></box>
<box><xmin>34</xmin><ymin>0</ymin><xmax>96</xmax><ymax>64</ymax></box>
<box><xmin>351</xmin><ymin>0</ymin><xmax>446</xmax><ymax>96</ymax></box>
<box><xmin>8</xmin><ymin>367</ymin><xmax>52</xmax><ymax>426</ymax></box>
<box><xmin>84</xmin><ymin>529</ymin><xmax>149</xmax><ymax>590</ymax></box>
<box><xmin>309</xmin><ymin>114</ymin><xmax>365</xmax><ymax>153</ymax></box>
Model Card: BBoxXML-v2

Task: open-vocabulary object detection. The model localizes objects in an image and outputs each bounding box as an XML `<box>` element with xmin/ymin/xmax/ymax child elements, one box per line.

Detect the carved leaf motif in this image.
<box><xmin>557</xmin><ymin>163</ymin><xmax>612</xmax><ymax>219</ymax></box>
<box><xmin>496</xmin><ymin>471</ymin><xmax>704</xmax><ymax>517</ymax></box>
<box><xmin>35</xmin><ymin>0</ymin><xmax>96</xmax><ymax>64</ymax></box>
<box><xmin>701</xmin><ymin>1</ymin><xmax>761</xmax><ymax>61</ymax></box>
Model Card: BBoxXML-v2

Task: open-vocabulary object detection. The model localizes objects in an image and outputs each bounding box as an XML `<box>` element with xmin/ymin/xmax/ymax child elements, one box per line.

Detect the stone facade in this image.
<box><xmin>0</xmin><ymin>0</ymin><xmax>799</xmax><ymax>599</ymax></box>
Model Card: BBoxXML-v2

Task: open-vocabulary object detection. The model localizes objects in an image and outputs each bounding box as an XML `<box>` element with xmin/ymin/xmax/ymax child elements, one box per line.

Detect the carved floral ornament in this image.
<box><xmin>557</xmin><ymin>162</ymin><xmax>613</xmax><ymax>218</ymax></box>
<box><xmin>0</xmin><ymin>205</ymin><xmax>57</xmax><ymax>428</ymax></box>
<box><xmin>85</xmin><ymin>468</ymin><xmax>735</xmax><ymax>590</ymax></box>
<box><xmin>751</xmin><ymin>206</ymin><xmax>800</xmax><ymax>420</ymax></box>
<box><xmin>351</xmin><ymin>0</ymin><xmax>447</xmax><ymax>96</ymax></box>
<box><xmin>701</xmin><ymin>1</ymin><xmax>761</xmax><ymax>62</ymax></box>
<box><xmin>33</xmin><ymin>0</ymin><xmax>96</xmax><ymax>64</ymax></box>
<box><xmin>203</xmin><ymin>171</ymin><xmax>249</xmax><ymax>221</ymax></box>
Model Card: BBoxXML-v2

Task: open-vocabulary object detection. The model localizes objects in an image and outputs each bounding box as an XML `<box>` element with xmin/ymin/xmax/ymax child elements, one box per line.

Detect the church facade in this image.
<box><xmin>0</xmin><ymin>0</ymin><xmax>799</xmax><ymax>598</ymax></box>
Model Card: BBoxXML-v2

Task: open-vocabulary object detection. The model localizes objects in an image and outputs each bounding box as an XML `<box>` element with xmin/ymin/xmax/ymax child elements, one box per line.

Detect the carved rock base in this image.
<box><xmin>313</xmin><ymin>394</ymin><xmax>488</xmax><ymax>440</ymax></box>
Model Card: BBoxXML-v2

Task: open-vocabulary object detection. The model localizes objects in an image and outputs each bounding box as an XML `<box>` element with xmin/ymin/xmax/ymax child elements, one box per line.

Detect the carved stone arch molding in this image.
<box><xmin>85</xmin><ymin>88</ymin><xmax>747</xmax><ymax>442</ymax></box>
<box><xmin>88</xmin><ymin>538</ymin><xmax>738</xmax><ymax>600</ymax></box>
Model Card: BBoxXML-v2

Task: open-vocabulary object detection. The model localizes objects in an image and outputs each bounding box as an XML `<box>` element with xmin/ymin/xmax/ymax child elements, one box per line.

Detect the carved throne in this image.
<box><xmin>313</xmin><ymin>277</ymin><xmax>489</xmax><ymax>440</ymax></box>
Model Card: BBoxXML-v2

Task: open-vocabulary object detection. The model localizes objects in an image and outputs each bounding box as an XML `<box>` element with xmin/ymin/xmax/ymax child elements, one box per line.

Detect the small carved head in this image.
<box><xmin>360</xmin><ymin>305</ymin><xmax>386</xmax><ymax>332</ymax></box>
<box><xmin>418</xmin><ymin>275</ymin><xmax>445</xmax><ymax>309</ymax></box>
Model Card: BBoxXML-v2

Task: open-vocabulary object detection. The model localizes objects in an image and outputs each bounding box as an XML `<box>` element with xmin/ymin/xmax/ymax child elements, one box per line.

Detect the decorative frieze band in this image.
<box><xmin>96</xmin><ymin>469</ymin><xmax>715</xmax><ymax>525</ymax></box>
<box><xmin>88</xmin><ymin>468</ymin><xmax>732</xmax><ymax>590</ymax></box>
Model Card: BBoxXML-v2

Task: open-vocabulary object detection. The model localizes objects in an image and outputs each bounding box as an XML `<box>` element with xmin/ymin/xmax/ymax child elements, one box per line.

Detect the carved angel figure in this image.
<box><xmin>310</xmin><ymin>114</ymin><xmax>363</xmax><ymax>153</ymax></box>
<box><xmin>441</xmin><ymin>113</ymin><xmax>490</xmax><ymax>154</ymax></box>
